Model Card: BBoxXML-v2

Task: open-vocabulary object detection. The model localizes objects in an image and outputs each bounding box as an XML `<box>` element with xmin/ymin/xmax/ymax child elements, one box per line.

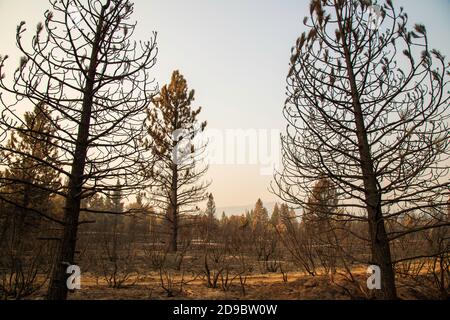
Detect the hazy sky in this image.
<box><xmin>0</xmin><ymin>0</ymin><xmax>449</xmax><ymax>208</ymax></box>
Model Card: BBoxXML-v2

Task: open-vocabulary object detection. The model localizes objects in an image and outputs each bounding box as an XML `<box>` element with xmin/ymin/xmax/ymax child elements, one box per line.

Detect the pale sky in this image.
<box><xmin>0</xmin><ymin>0</ymin><xmax>449</xmax><ymax>208</ymax></box>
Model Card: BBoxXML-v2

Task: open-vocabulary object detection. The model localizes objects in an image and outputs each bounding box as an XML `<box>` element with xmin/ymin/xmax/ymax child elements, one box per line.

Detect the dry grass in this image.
<box><xmin>24</xmin><ymin>268</ymin><xmax>442</xmax><ymax>300</ymax></box>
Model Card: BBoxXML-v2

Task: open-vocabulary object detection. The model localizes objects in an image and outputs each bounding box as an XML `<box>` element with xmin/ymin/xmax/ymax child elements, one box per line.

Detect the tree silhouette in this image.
<box><xmin>0</xmin><ymin>0</ymin><xmax>158</xmax><ymax>299</ymax></box>
<box><xmin>273</xmin><ymin>0</ymin><xmax>450</xmax><ymax>299</ymax></box>
<box><xmin>144</xmin><ymin>70</ymin><xmax>209</xmax><ymax>252</ymax></box>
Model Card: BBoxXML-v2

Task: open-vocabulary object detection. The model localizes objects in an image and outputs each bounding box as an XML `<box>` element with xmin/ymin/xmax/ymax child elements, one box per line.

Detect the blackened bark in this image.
<box><xmin>168</xmin><ymin>109</ymin><xmax>179</xmax><ymax>253</ymax></box>
<box><xmin>346</xmin><ymin>52</ymin><xmax>397</xmax><ymax>300</ymax></box>
<box><xmin>336</xmin><ymin>7</ymin><xmax>397</xmax><ymax>300</ymax></box>
<box><xmin>168</xmin><ymin>165</ymin><xmax>179</xmax><ymax>253</ymax></box>
<box><xmin>46</xmin><ymin>5</ymin><xmax>107</xmax><ymax>300</ymax></box>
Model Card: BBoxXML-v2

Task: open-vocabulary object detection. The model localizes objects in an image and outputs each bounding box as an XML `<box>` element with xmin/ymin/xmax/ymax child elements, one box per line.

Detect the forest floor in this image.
<box><xmin>29</xmin><ymin>271</ymin><xmax>437</xmax><ymax>300</ymax></box>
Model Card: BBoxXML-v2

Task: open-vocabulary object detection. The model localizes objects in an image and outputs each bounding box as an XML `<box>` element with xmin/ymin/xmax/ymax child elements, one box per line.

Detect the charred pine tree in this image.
<box><xmin>0</xmin><ymin>0</ymin><xmax>158</xmax><ymax>300</ymax></box>
<box><xmin>273</xmin><ymin>0</ymin><xmax>449</xmax><ymax>299</ymax></box>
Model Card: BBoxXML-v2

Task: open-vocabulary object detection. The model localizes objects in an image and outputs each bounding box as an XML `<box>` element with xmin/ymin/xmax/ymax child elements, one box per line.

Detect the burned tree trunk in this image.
<box><xmin>339</xmin><ymin>16</ymin><xmax>397</xmax><ymax>298</ymax></box>
<box><xmin>47</xmin><ymin>8</ymin><xmax>104</xmax><ymax>299</ymax></box>
<box><xmin>168</xmin><ymin>163</ymin><xmax>179</xmax><ymax>253</ymax></box>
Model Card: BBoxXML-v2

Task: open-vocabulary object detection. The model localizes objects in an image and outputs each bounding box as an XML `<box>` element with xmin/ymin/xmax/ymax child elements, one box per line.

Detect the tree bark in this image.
<box><xmin>336</xmin><ymin>5</ymin><xmax>397</xmax><ymax>300</ymax></box>
<box><xmin>169</xmin><ymin>164</ymin><xmax>179</xmax><ymax>252</ymax></box>
<box><xmin>168</xmin><ymin>153</ymin><xmax>179</xmax><ymax>253</ymax></box>
<box><xmin>346</xmin><ymin>53</ymin><xmax>397</xmax><ymax>300</ymax></box>
<box><xmin>168</xmin><ymin>205</ymin><xmax>178</xmax><ymax>253</ymax></box>
<box><xmin>168</xmin><ymin>109</ymin><xmax>179</xmax><ymax>253</ymax></box>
